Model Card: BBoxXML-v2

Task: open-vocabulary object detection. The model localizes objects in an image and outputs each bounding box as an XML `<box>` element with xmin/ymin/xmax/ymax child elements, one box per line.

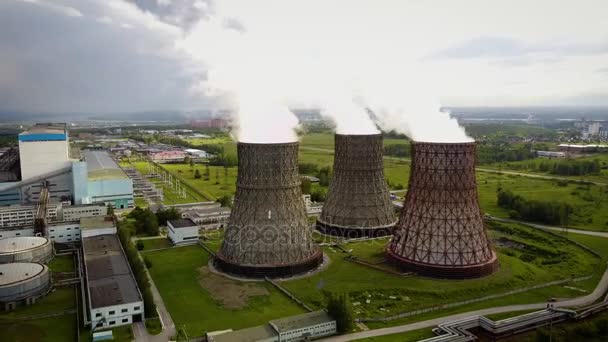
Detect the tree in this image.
<box><xmin>301</xmin><ymin>177</ymin><xmax>312</xmax><ymax>194</ymax></box>
<box><xmin>136</xmin><ymin>240</ymin><xmax>144</xmax><ymax>251</ymax></box>
<box><xmin>215</xmin><ymin>168</ymin><xmax>220</xmax><ymax>184</ymax></box>
<box><xmin>216</xmin><ymin>195</ymin><xmax>232</xmax><ymax>208</ymax></box>
<box><xmin>326</xmin><ymin>293</ymin><xmax>354</xmax><ymax>333</ymax></box>
<box><xmin>155</xmin><ymin>207</ymin><xmax>181</xmax><ymax>225</ymax></box>
<box><xmin>184</xmin><ymin>156</ymin><xmax>191</xmax><ymax>166</ymax></box>
<box><xmin>194</xmin><ymin>169</ymin><xmax>202</xmax><ymax>179</ymax></box>
<box><xmin>204</xmin><ymin>164</ymin><xmax>210</xmax><ymax>180</ymax></box>
<box><xmin>107</xmin><ymin>203</ymin><xmax>115</xmax><ymax>216</ymax></box>
<box><xmin>190</xmin><ymin>158</ymin><xmax>195</xmax><ymax>168</ymax></box>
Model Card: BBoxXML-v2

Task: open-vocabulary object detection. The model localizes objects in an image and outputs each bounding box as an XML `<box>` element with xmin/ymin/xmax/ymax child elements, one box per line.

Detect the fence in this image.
<box><xmin>265</xmin><ymin>277</ymin><xmax>314</xmax><ymax>312</ymax></box>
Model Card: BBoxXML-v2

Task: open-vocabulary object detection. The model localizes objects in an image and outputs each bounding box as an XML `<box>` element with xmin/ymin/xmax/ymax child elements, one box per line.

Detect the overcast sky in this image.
<box><xmin>1</xmin><ymin>0</ymin><xmax>608</xmax><ymax>114</ymax></box>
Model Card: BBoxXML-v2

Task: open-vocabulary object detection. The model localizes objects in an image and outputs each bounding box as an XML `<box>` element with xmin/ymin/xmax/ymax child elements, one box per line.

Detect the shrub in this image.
<box><xmin>136</xmin><ymin>240</ymin><xmax>144</xmax><ymax>251</ymax></box>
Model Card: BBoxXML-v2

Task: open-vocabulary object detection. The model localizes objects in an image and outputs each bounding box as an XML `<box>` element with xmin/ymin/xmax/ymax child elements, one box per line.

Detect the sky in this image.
<box><xmin>1</xmin><ymin>0</ymin><xmax>608</xmax><ymax>115</ymax></box>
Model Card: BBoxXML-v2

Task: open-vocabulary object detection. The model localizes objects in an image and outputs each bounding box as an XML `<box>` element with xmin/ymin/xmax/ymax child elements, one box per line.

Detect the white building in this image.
<box><xmin>184</xmin><ymin>148</ymin><xmax>210</xmax><ymax>159</ymax></box>
<box><xmin>83</xmin><ymin>234</ymin><xmax>144</xmax><ymax>329</ymax></box>
<box><xmin>536</xmin><ymin>151</ymin><xmax>566</xmax><ymax>158</ymax></box>
<box><xmin>0</xmin><ymin>203</ymin><xmax>60</xmax><ymax>228</ymax></box>
<box><xmin>18</xmin><ymin>123</ymin><xmax>71</xmax><ymax>180</ymax></box>
<box><xmin>167</xmin><ymin>218</ymin><xmax>199</xmax><ymax>245</ymax></box>
<box><xmin>61</xmin><ymin>203</ymin><xmax>107</xmax><ymax>222</ymax></box>
<box><xmin>210</xmin><ymin>310</ymin><xmax>336</xmax><ymax>342</ymax></box>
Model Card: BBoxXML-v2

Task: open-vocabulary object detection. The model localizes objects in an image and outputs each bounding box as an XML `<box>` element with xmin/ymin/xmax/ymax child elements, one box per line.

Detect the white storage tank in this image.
<box><xmin>0</xmin><ymin>237</ymin><xmax>53</xmax><ymax>264</ymax></box>
<box><xmin>0</xmin><ymin>263</ymin><xmax>51</xmax><ymax>310</ymax></box>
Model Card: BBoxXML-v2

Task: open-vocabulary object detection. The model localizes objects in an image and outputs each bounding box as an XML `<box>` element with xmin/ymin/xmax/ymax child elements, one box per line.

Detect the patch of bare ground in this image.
<box><xmin>198</xmin><ymin>266</ymin><xmax>269</xmax><ymax>309</ymax></box>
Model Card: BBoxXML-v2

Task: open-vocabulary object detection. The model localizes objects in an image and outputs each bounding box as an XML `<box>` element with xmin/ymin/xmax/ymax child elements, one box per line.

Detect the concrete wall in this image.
<box><xmin>167</xmin><ymin>225</ymin><xmax>198</xmax><ymax>245</ymax></box>
<box><xmin>19</xmin><ymin>140</ymin><xmax>70</xmax><ymax>180</ymax></box>
<box><xmin>87</xmin><ymin>179</ymin><xmax>134</xmax><ymax>209</ymax></box>
<box><xmin>48</xmin><ymin>222</ymin><xmax>81</xmax><ymax>243</ymax></box>
<box><xmin>0</xmin><ymin>264</ymin><xmax>50</xmax><ymax>305</ymax></box>
<box><xmin>71</xmin><ymin>161</ymin><xmax>89</xmax><ymax>205</ymax></box>
<box><xmin>90</xmin><ymin>301</ymin><xmax>143</xmax><ymax>329</ymax></box>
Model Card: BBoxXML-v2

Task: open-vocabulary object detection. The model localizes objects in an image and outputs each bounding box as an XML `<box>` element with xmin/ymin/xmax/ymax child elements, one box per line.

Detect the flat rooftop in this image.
<box><xmin>0</xmin><ymin>237</ymin><xmax>49</xmax><ymax>255</ymax></box>
<box><xmin>84</xmin><ymin>151</ymin><xmax>128</xmax><ymax>180</ymax></box>
<box><xmin>168</xmin><ymin>218</ymin><xmax>197</xmax><ymax>229</ymax></box>
<box><xmin>269</xmin><ymin>310</ymin><xmax>333</xmax><ymax>332</ymax></box>
<box><xmin>0</xmin><ymin>263</ymin><xmax>46</xmax><ymax>286</ymax></box>
<box><xmin>211</xmin><ymin>324</ymin><xmax>277</xmax><ymax>342</ymax></box>
<box><xmin>80</xmin><ymin>216</ymin><xmax>116</xmax><ymax>230</ymax></box>
<box><xmin>82</xmin><ymin>234</ymin><xmax>141</xmax><ymax>309</ymax></box>
<box><xmin>20</xmin><ymin>123</ymin><xmax>67</xmax><ymax>135</ymax></box>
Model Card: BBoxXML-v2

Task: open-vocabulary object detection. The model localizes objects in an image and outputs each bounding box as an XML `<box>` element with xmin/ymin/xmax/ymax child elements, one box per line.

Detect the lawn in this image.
<box><xmin>0</xmin><ymin>287</ymin><xmax>77</xmax><ymax>342</ymax></box>
<box><xmin>0</xmin><ymin>314</ymin><xmax>77</xmax><ymax>342</ymax></box>
<box><xmin>353</xmin><ymin>328</ymin><xmax>435</xmax><ymax>342</ymax></box>
<box><xmin>139</xmin><ymin>237</ymin><xmax>173</xmax><ymax>251</ymax></box>
<box><xmin>160</xmin><ymin>163</ymin><xmax>237</xmax><ymax>200</ymax></box>
<box><xmin>281</xmin><ymin>222</ymin><xmax>602</xmax><ymax>323</ymax></box>
<box><xmin>48</xmin><ymin>254</ymin><xmax>75</xmax><ymax>273</ymax></box>
<box><xmin>145</xmin><ymin>245</ymin><xmax>305</xmax><ymax>337</ymax></box>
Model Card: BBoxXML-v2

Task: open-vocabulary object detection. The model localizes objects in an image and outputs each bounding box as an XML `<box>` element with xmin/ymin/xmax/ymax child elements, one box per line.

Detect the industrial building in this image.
<box><xmin>82</xmin><ymin>233</ymin><xmax>143</xmax><ymax>329</ymax></box>
<box><xmin>0</xmin><ymin>262</ymin><xmax>51</xmax><ymax>311</ymax></box>
<box><xmin>167</xmin><ymin>218</ymin><xmax>199</xmax><ymax>245</ymax></box>
<box><xmin>0</xmin><ymin>124</ymin><xmax>134</xmax><ymax>210</ymax></box>
<box><xmin>317</xmin><ymin>134</ymin><xmax>396</xmax><ymax>237</ymax></box>
<box><xmin>0</xmin><ymin>237</ymin><xmax>53</xmax><ymax>264</ymax></box>
<box><xmin>168</xmin><ymin>202</ymin><xmax>231</xmax><ymax>230</ymax></box>
<box><xmin>210</xmin><ymin>310</ymin><xmax>336</xmax><ymax>342</ymax></box>
<box><xmin>387</xmin><ymin>142</ymin><xmax>498</xmax><ymax>279</ymax></box>
<box><xmin>84</xmin><ymin>151</ymin><xmax>134</xmax><ymax>209</ymax></box>
<box><xmin>215</xmin><ymin>142</ymin><xmax>322</xmax><ymax>278</ymax></box>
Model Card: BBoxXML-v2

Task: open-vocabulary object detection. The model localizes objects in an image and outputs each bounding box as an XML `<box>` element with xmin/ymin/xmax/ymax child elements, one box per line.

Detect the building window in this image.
<box><xmin>122</xmin><ymin>318</ymin><xmax>129</xmax><ymax>323</ymax></box>
<box><xmin>109</xmin><ymin>310</ymin><xmax>115</xmax><ymax>315</ymax></box>
<box><xmin>121</xmin><ymin>308</ymin><xmax>128</xmax><ymax>313</ymax></box>
<box><xmin>96</xmin><ymin>313</ymin><xmax>101</xmax><ymax>317</ymax></box>
<box><xmin>109</xmin><ymin>321</ymin><xmax>115</xmax><ymax>326</ymax></box>
<box><xmin>133</xmin><ymin>306</ymin><xmax>140</xmax><ymax>311</ymax></box>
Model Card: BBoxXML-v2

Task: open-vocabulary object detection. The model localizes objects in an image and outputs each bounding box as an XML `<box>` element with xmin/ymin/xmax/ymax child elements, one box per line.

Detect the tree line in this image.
<box><xmin>533</xmin><ymin>159</ymin><xmax>601</xmax><ymax>176</ymax></box>
<box><xmin>497</xmin><ymin>190</ymin><xmax>573</xmax><ymax>226</ymax></box>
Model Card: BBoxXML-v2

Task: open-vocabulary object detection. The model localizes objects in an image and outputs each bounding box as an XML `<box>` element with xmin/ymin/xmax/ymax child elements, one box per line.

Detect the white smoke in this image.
<box><xmin>174</xmin><ymin>1</ymin><xmax>468</xmax><ymax>142</ymax></box>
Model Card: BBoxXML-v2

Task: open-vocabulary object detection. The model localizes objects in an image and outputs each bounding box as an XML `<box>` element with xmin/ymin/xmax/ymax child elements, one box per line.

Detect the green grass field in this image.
<box><xmin>282</xmin><ymin>222</ymin><xmax>602</xmax><ymax>322</ymax></box>
<box><xmin>139</xmin><ymin>237</ymin><xmax>173</xmax><ymax>251</ymax></box>
<box><xmin>145</xmin><ymin>245</ymin><xmax>305</xmax><ymax>337</ymax></box>
<box><xmin>48</xmin><ymin>255</ymin><xmax>75</xmax><ymax>273</ymax></box>
<box><xmin>0</xmin><ymin>287</ymin><xmax>77</xmax><ymax>342</ymax></box>
<box><xmin>354</xmin><ymin>328</ymin><xmax>435</xmax><ymax>342</ymax></box>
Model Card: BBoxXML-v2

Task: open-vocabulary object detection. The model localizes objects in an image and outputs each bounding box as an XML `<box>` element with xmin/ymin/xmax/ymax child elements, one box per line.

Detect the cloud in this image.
<box><xmin>430</xmin><ymin>36</ymin><xmax>608</xmax><ymax>61</ymax></box>
<box><xmin>17</xmin><ymin>0</ymin><xmax>83</xmax><ymax>17</ymax></box>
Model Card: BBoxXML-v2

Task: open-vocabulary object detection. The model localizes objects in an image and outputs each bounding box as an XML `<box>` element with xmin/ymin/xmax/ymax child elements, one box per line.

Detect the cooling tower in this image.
<box><xmin>317</xmin><ymin>134</ymin><xmax>397</xmax><ymax>238</ymax></box>
<box><xmin>215</xmin><ymin>142</ymin><xmax>323</xmax><ymax>278</ymax></box>
<box><xmin>386</xmin><ymin>142</ymin><xmax>498</xmax><ymax>279</ymax></box>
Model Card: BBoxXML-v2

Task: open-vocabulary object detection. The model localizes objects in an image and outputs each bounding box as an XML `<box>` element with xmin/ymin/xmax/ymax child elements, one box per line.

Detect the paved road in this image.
<box><xmin>320</xmin><ymin>262</ymin><xmax>608</xmax><ymax>342</ymax></box>
<box><xmin>300</xmin><ymin>146</ymin><xmax>608</xmax><ymax>186</ymax></box>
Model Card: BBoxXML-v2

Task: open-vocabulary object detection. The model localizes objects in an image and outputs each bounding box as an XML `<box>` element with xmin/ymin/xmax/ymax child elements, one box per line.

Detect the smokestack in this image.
<box><xmin>386</xmin><ymin>142</ymin><xmax>498</xmax><ymax>279</ymax></box>
<box><xmin>317</xmin><ymin>134</ymin><xmax>397</xmax><ymax>237</ymax></box>
<box><xmin>215</xmin><ymin>142</ymin><xmax>323</xmax><ymax>278</ymax></box>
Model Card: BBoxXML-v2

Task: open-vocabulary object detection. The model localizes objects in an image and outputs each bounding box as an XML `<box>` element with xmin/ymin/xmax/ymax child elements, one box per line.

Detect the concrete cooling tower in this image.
<box><xmin>386</xmin><ymin>142</ymin><xmax>498</xmax><ymax>279</ymax></box>
<box><xmin>317</xmin><ymin>134</ymin><xmax>396</xmax><ymax>237</ymax></box>
<box><xmin>215</xmin><ymin>142</ymin><xmax>323</xmax><ymax>278</ymax></box>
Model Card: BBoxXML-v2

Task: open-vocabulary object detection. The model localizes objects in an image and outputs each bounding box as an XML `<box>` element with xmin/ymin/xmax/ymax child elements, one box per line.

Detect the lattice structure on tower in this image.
<box><xmin>215</xmin><ymin>142</ymin><xmax>323</xmax><ymax>278</ymax></box>
<box><xmin>317</xmin><ymin>134</ymin><xmax>396</xmax><ymax>237</ymax></box>
<box><xmin>386</xmin><ymin>142</ymin><xmax>498</xmax><ymax>279</ymax></box>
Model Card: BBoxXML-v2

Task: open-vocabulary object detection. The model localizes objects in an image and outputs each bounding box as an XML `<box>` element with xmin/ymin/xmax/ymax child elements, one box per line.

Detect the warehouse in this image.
<box><xmin>0</xmin><ymin>262</ymin><xmax>51</xmax><ymax>311</ymax></box>
<box><xmin>82</xmin><ymin>234</ymin><xmax>143</xmax><ymax>329</ymax></box>
<box><xmin>0</xmin><ymin>237</ymin><xmax>53</xmax><ymax>264</ymax></box>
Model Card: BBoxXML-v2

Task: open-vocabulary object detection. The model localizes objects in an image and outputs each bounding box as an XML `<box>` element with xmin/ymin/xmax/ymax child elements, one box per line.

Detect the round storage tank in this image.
<box><xmin>0</xmin><ymin>237</ymin><xmax>53</xmax><ymax>264</ymax></box>
<box><xmin>0</xmin><ymin>263</ymin><xmax>51</xmax><ymax>304</ymax></box>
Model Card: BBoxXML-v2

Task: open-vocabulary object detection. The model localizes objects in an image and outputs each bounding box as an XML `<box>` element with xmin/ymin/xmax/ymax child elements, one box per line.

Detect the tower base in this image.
<box><xmin>213</xmin><ymin>250</ymin><xmax>324</xmax><ymax>279</ymax></box>
<box><xmin>385</xmin><ymin>248</ymin><xmax>499</xmax><ymax>279</ymax></box>
<box><xmin>316</xmin><ymin>220</ymin><xmax>394</xmax><ymax>239</ymax></box>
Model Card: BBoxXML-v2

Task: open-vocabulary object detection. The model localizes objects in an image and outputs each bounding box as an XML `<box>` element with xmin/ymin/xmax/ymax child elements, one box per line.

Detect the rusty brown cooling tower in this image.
<box><xmin>317</xmin><ymin>134</ymin><xmax>397</xmax><ymax>237</ymax></box>
<box><xmin>214</xmin><ymin>142</ymin><xmax>323</xmax><ymax>278</ymax></box>
<box><xmin>386</xmin><ymin>142</ymin><xmax>498</xmax><ymax>279</ymax></box>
